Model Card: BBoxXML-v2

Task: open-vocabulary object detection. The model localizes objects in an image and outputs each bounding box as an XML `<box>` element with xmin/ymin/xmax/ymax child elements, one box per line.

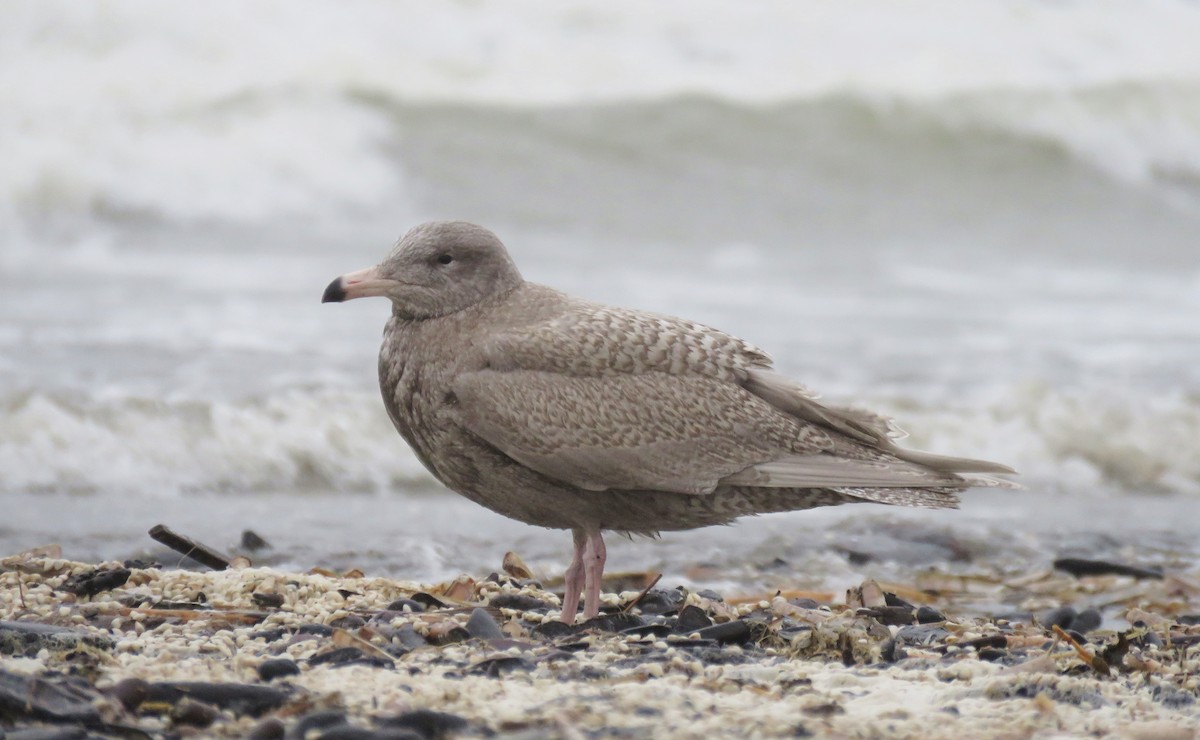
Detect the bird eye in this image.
<box><xmin>437</xmin><ymin>254</ymin><xmax>453</xmax><ymax>265</ymax></box>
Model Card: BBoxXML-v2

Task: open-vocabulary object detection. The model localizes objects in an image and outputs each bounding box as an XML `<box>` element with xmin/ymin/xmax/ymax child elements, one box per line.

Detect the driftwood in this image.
<box><xmin>148</xmin><ymin>524</ymin><xmax>232</xmax><ymax>570</ymax></box>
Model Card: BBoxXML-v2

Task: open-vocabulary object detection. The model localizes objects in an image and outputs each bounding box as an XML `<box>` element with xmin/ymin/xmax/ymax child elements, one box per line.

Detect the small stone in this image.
<box><xmin>884</xmin><ymin>592</ymin><xmax>916</xmax><ymax>609</ymax></box>
<box><xmin>695</xmin><ymin>620</ymin><xmax>752</xmax><ymax>645</ymax></box>
<box><xmin>576</xmin><ymin>612</ymin><xmax>645</xmax><ymax>633</ymax></box>
<box><xmin>329</xmin><ymin>614</ymin><xmax>367</xmax><ymax>630</ymax></box>
<box><xmin>1040</xmin><ymin>606</ymin><xmax>1077</xmax><ymax>631</ymax></box>
<box><xmin>408</xmin><ymin>593</ymin><xmax>446</xmax><ymax>610</ymax></box>
<box><xmin>60</xmin><ymin>568</ymin><xmax>131</xmax><ymax>598</ymax></box>
<box><xmin>465</xmin><ymin>608</ymin><xmax>504</xmax><ymax>640</ymax></box>
<box><xmin>375</xmin><ymin>708</ymin><xmax>470</xmax><ymax>738</ymax></box>
<box><xmin>258</xmin><ymin>658</ymin><xmax>301</xmax><ymax>681</ymax></box>
<box><xmin>862</xmin><ymin>606</ymin><xmax>916</xmax><ymax>626</ymax></box>
<box><xmin>240</xmin><ymin>530</ymin><xmax>272</xmax><ymax>551</ymax></box>
<box><xmin>144</xmin><ymin>682</ymin><xmax>290</xmax><ymax>717</ymax></box>
<box><xmin>251</xmin><ymin>592</ymin><xmax>285</xmax><ymax>609</ymax></box>
<box><xmin>293</xmin><ymin>710</ymin><xmax>350</xmax><ymax>737</ymax></box>
<box><xmin>1072</xmin><ymin>608</ymin><xmax>1102</xmax><ymax>633</ymax></box>
<box><xmin>915</xmin><ymin>606</ymin><xmax>945</xmax><ymax>624</ymax></box>
<box><xmin>468</xmin><ymin>654</ymin><xmax>536</xmax><ymax>677</ymax></box>
<box><xmin>390</xmin><ymin>625</ymin><xmax>430</xmax><ymax>650</ymax></box>
<box><xmin>675</xmin><ymin>605</ymin><xmax>713</xmax><ymax>633</ymax></box>
<box><xmin>308</xmin><ymin>647</ymin><xmax>393</xmax><ymax>669</ymax></box>
<box><xmin>531</xmin><ymin>621</ymin><xmax>575</xmax><ymax>641</ymax></box>
<box><xmin>488</xmin><ymin>593</ymin><xmax>552</xmax><ymax>612</ymax></box>
<box><xmin>634</xmin><ymin>588</ymin><xmax>686</xmax><ymax>615</ymax></box>
<box><xmin>170</xmin><ymin>697</ymin><xmax>219</xmax><ymax>728</ymax></box>
<box><xmin>384</xmin><ymin>597</ymin><xmax>426</xmax><ymax>613</ymax></box>
<box><xmin>107</xmin><ymin>677</ymin><xmax>149</xmax><ymax>711</ymax></box>
<box><xmin>247</xmin><ymin>717</ymin><xmax>286</xmax><ymax>740</ymax></box>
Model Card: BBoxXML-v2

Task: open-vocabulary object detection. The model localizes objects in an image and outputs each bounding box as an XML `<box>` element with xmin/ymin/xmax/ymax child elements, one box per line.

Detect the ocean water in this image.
<box><xmin>2</xmin><ymin>1</ymin><xmax>1199</xmax><ymax>594</ymax></box>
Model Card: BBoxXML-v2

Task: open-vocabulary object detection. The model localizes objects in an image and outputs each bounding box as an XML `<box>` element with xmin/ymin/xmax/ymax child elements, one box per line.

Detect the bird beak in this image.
<box><xmin>322</xmin><ymin>266</ymin><xmax>397</xmax><ymax>303</ymax></box>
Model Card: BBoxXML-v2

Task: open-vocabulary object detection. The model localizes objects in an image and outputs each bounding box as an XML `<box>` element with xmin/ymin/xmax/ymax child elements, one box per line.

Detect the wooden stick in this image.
<box><xmin>621</xmin><ymin>572</ymin><xmax>663</xmax><ymax>613</ymax></box>
<box><xmin>148</xmin><ymin>524</ymin><xmax>232</xmax><ymax>570</ymax></box>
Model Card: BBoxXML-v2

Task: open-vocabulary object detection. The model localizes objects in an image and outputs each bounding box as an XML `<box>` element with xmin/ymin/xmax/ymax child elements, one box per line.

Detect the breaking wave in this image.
<box><xmin>2</xmin><ymin>385</ymin><xmax>1197</xmax><ymax>499</ymax></box>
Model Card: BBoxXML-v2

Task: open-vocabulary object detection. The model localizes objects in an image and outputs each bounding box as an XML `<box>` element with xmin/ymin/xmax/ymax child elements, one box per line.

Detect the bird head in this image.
<box><xmin>322</xmin><ymin>221</ymin><xmax>524</xmax><ymax>319</ymax></box>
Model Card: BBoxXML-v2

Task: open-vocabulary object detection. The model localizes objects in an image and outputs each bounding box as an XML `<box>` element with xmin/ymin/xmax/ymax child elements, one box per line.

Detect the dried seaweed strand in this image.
<box><xmin>1053</xmin><ymin>624</ymin><xmax>1111</xmax><ymax>676</ymax></box>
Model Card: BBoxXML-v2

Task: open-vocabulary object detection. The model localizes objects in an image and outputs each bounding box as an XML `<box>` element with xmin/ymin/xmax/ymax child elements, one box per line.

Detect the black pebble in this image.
<box><xmin>696</xmin><ymin>589</ymin><xmax>724</xmax><ymax>602</ymax></box>
<box><xmin>695</xmin><ymin>620</ymin><xmax>752</xmax><ymax>645</ymax></box>
<box><xmin>531</xmin><ymin>621</ymin><xmax>576</xmax><ymax>640</ymax></box>
<box><xmin>384</xmin><ymin>597</ymin><xmax>427</xmax><ymax>613</ymax></box>
<box><xmin>1071</xmin><ymin>608</ymin><xmax>1102</xmax><ymax>633</ymax></box>
<box><xmin>675</xmin><ymin>604</ymin><xmax>713</xmax><ymax>633</ymax></box>
<box><xmin>252</xmin><ymin>592</ymin><xmax>285</xmax><ymax>609</ymax></box>
<box><xmin>376</xmin><ymin>708</ymin><xmax>469</xmax><ymax>739</ymax></box>
<box><xmin>468</xmin><ymin>655</ymin><xmax>536</xmax><ymax>678</ymax></box>
<box><xmin>635</xmin><ymin>588</ymin><xmax>686</xmax><ymax>615</ymax></box>
<box><xmin>308</xmin><ymin>647</ymin><xmax>393</xmax><ymax>669</ymax></box>
<box><xmin>884</xmin><ymin>592</ymin><xmax>916</xmax><ymax>609</ymax></box>
<box><xmin>1053</xmin><ymin>557</ymin><xmax>1163</xmax><ymax>580</ymax></box>
<box><xmin>577</xmin><ymin>612</ymin><xmax>645</xmax><ymax>633</ymax></box>
<box><xmin>488</xmin><ymin>593</ymin><xmax>552</xmax><ymax>612</ymax></box>
<box><xmin>296</xmin><ymin>623</ymin><xmax>335</xmax><ymax>636</ymax></box>
<box><xmin>390</xmin><ymin>625</ymin><xmax>430</xmax><ymax>650</ymax></box>
<box><xmin>258</xmin><ymin>658</ymin><xmax>301</xmax><ymax>681</ymax></box>
<box><xmin>145</xmin><ymin>681</ymin><xmax>289</xmax><ymax>717</ymax></box>
<box><xmin>292</xmin><ymin>710</ymin><xmax>349</xmax><ymax>737</ymax></box>
<box><xmin>170</xmin><ymin>698</ymin><xmax>219</xmax><ymax>728</ymax></box>
<box><xmin>330</xmin><ymin>614</ymin><xmax>367</xmax><ymax>630</ymax></box>
<box><xmin>408</xmin><ymin>593</ymin><xmax>446</xmax><ymax>610</ymax></box>
<box><xmin>61</xmin><ymin>567</ymin><xmax>131</xmax><ymax>598</ymax></box>
<box><xmin>620</xmin><ymin>623</ymin><xmax>674</xmax><ymax>638</ymax></box>
<box><xmin>241</xmin><ymin>530</ymin><xmax>272</xmax><ymax>551</ymax></box>
<box><xmin>915</xmin><ymin>606</ymin><xmax>945</xmax><ymax>624</ymax></box>
<box><xmin>465</xmin><ymin>608</ymin><xmax>504</xmax><ymax>640</ymax></box>
<box><xmin>1040</xmin><ymin>606</ymin><xmax>1077</xmax><ymax>631</ymax></box>
<box><xmin>425</xmin><ymin>626</ymin><xmax>471</xmax><ymax>646</ymax></box>
<box><xmin>248</xmin><ymin>717</ymin><xmax>286</xmax><ymax>740</ymax></box>
<box><xmin>862</xmin><ymin>606</ymin><xmax>916</xmax><ymax>626</ymax></box>
<box><xmin>108</xmin><ymin>677</ymin><xmax>149</xmax><ymax>711</ymax></box>
<box><xmin>977</xmin><ymin>647</ymin><xmax>1008</xmax><ymax>662</ymax></box>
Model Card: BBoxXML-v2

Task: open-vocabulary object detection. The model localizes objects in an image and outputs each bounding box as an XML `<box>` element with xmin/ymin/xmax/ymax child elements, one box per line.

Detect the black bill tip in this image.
<box><xmin>322</xmin><ymin>277</ymin><xmax>347</xmax><ymax>303</ymax></box>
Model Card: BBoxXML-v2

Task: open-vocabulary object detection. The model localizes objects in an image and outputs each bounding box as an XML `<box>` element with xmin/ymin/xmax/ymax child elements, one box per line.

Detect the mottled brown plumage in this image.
<box><xmin>323</xmin><ymin>221</ymin><xmax>1016</xmax><ymax>622</ymax></box>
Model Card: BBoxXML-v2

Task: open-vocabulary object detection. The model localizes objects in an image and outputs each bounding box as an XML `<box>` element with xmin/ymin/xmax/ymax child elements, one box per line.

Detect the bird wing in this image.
<box><xmin>452</xmin><ymin>369</ymin><xmax>813</xmax><ymax>495</ymax></box>
<box><xmin>451</xmin><ymin>303</ymin><xmax>1011</xmax><ymax>495</ymax></box>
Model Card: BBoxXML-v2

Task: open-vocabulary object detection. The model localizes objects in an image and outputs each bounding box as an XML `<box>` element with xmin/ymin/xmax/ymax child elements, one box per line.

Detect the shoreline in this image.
<box><xmin>2</xmin><ymin>550</ymin><xmax>1198</xmax><ymax>738</ymax></box>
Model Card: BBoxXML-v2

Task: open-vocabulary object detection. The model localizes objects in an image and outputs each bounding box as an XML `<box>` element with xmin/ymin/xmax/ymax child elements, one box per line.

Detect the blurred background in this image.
<box><xmin>2</xmin><ymin>1</ymin><xmax>1198</xmax><ymax>591</ymax></box>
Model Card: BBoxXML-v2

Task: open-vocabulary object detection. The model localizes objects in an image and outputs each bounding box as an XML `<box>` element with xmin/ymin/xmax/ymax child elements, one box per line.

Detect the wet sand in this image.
<box><xmin>2</xmin><ymin>546</ymin><xmax>1198</xmax><ymax>739</ymax></box>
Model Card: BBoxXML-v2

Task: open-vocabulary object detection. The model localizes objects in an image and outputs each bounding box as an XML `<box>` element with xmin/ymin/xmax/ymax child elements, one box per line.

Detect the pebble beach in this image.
<box><xmin>2</xmin><ymin>542</ymin><xmax>1198</xmax><ymax>739</ymax></box>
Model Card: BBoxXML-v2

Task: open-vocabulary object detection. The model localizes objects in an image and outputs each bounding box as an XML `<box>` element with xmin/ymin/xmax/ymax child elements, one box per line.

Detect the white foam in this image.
<box><xmin>0</xmin><ymin>390</ymin><xmax>435</xmax><ymax>497</ymax></box>
<box><xmin>1</xmin><ymin>383</ymin><xmax>1197</xmax><ymax>499</ymax></box>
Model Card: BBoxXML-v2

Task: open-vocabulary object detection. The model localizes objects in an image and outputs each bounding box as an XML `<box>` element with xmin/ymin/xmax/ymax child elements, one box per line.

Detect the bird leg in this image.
<box><xmin>581</xmin><ymin>529</ymin><xmax>607</xmax><ymax>620</ymax></box>
<box><xmin>559</xmin><ymin>529</ymin><xmax>587</xmax><ymax>623</ymax></box>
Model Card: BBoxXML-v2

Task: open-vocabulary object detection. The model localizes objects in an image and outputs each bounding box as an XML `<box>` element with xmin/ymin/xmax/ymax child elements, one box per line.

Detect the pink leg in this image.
<box><xmin>559</xmin><ymin>529</ymin><xmax>587</xmax><ymax>623</ymax></box>
<box><xmin>581</xmin><ymin>530</ymin><xmax>607</xmax><ymax>620</ymax></box>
